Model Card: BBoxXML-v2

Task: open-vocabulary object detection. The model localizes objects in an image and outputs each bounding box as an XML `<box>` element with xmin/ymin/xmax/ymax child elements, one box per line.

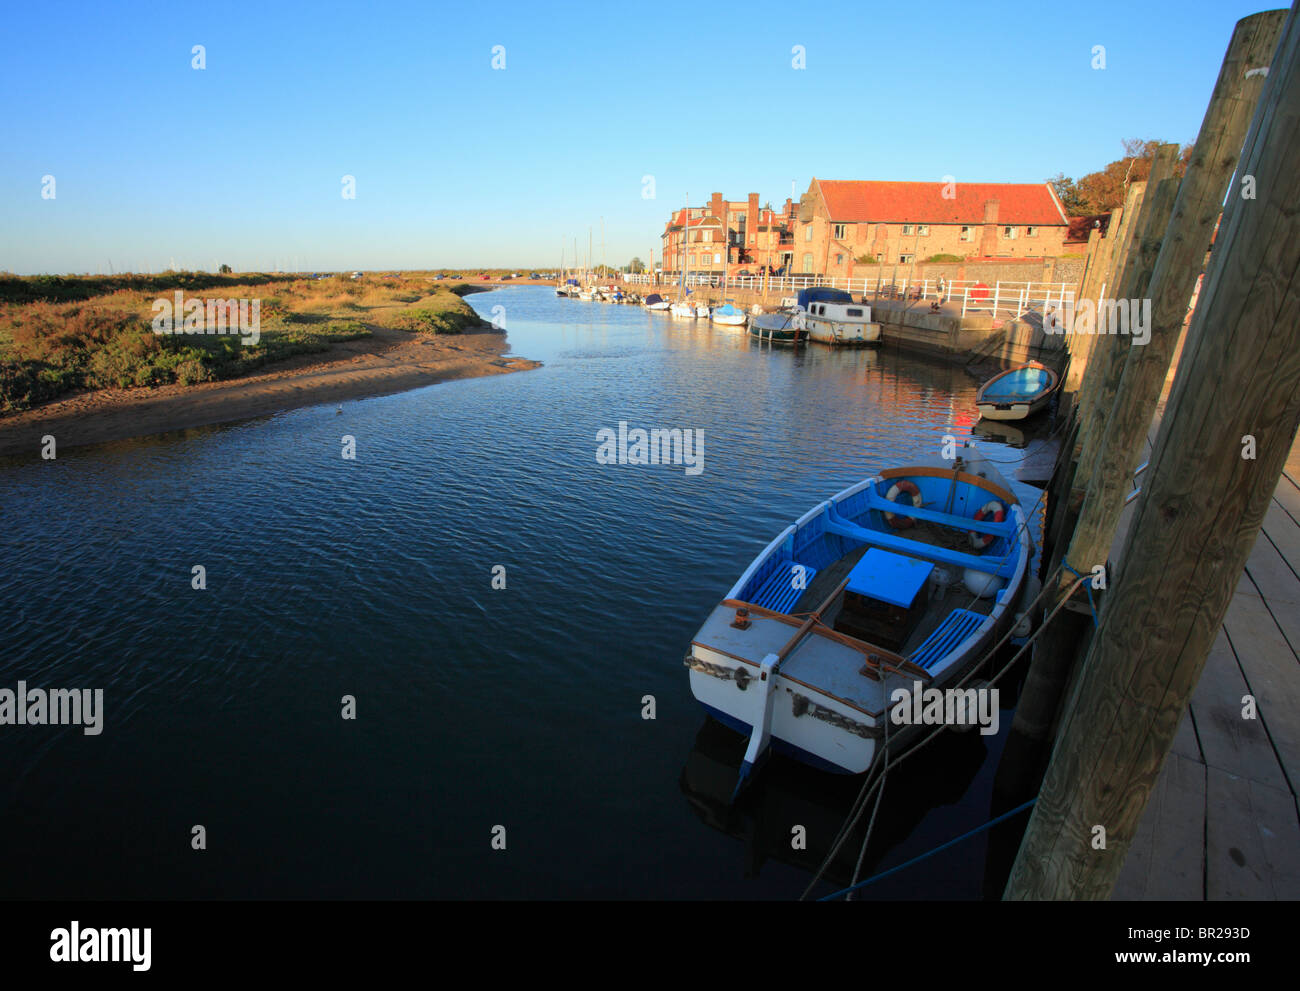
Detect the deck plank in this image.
<box><xmin>1206</xmin><ymin>768</ymin><xmax>1300</xmax><ymax>899</ymax></box>
<box><xmin>1219</xmin><ymin>590</ymin><xmax>1300</xmax><ymax>796</ymax></box>
<box><xmin>1113</xmin><ymin>751</ymin><xmax>1205</xmax><ymax>900</ymax></box>
<box><xmin>1191</xmin><ymin>631</ymin><xmax>1288</xmax><ymax>789</ymax></box>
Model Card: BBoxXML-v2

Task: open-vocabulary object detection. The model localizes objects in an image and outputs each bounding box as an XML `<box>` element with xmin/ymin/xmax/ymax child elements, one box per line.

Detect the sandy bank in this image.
<box><xmin>0</xmin><ymin>323</ymin><xmax>539</xmax><ymax>459</ymax></box>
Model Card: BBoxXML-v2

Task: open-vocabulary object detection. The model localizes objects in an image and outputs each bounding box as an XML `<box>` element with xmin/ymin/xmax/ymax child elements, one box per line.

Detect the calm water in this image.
<box><xmin>0</xmin><ymin>287</ymin><xmax>1049</xmax><ymax>899</ymax></box>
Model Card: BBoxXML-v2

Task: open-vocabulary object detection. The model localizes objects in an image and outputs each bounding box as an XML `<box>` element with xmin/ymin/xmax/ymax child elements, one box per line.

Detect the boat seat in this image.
<box><xmin>749</xmin><ymin>563</ymin><xmax>818</xmax><ymax>614</ymax></box>
<box><xmin>907</xmin><ymin>609</ymin><xmax>988</xmax><ymax>671</ymax></box>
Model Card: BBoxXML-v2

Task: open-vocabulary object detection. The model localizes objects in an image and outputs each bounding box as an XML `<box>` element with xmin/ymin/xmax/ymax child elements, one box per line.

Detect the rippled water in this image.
<box><xmin>0</xmin><ymin>287</ymin><xmax>1048</xmax><ymax>898</ymax></box>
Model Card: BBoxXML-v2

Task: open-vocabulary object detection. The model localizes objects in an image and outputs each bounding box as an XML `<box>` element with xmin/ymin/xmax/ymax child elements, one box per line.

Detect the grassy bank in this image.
<box><xmin>0</xmin><ymin>273</ymin><xmax>490</xmax><ymax>412</ymax></box>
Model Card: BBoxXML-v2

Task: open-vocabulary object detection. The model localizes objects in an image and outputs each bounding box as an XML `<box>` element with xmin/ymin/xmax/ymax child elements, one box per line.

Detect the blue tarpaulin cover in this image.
<box><xmin>797</xmin><ymin>288</ymin><xmax>854</xmax><ymax>309</ymax></box>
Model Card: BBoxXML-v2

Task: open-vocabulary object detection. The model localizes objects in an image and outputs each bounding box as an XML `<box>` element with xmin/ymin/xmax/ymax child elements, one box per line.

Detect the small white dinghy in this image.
<box><xmin>975</xmin><ymin>361</ymin><xmax>1060</xmax><ymax>421</ymax></box>
<box><xmin>685</xmin><ymin>447</ymin><xmax>1032</xmax><ymax>793</ymax></box>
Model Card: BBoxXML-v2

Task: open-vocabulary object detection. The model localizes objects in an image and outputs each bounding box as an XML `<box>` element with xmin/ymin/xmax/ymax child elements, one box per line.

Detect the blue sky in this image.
<box><xmin>0</xmin><ymin>0</ymin><xmax>1275</xmax><ymax>274</ymax></box>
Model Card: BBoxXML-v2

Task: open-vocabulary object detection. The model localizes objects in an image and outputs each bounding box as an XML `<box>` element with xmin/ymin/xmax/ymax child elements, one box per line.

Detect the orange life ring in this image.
<box><xmin>884</xmin><ymin>480</ymin><xmax>922</xmax><ymax>528</ymax></box>
<box><xmin>970</xmin><ymin>500</ymin><xmax>1006</xmax><ymax>549</ymax></box>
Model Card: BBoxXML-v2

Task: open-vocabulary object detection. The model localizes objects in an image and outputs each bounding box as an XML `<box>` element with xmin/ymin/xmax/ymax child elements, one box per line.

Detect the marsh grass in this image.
<box><xmin>0</xmin><ymin>269</ymin><xmax>476</xmax><ymax>411</ymax></box>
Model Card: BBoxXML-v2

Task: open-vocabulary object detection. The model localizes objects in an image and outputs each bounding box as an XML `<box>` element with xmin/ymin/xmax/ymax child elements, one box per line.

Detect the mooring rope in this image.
<box><xmin>817</xmin><ymin>799</ymin><xmax>1038</xmax><ymax>901</ymax></box>
<box><xmin>799</xmin><ymin>566</ymin><xmax>1088</xmax><ymax>900</ymax></box>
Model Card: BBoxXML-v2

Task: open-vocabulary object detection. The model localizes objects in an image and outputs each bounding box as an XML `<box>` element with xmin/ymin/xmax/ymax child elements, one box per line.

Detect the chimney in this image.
<box><xmin>710</xmin><ymin>192</ymin><xmax>724</xmax><ymax>221</ymax></box>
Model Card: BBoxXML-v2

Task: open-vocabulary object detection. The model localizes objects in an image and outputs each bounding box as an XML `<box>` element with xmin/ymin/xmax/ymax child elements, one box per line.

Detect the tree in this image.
<box><xmin>626</xmin><ymin>257</ymin><xmax>645</xmax><ymax>273</ymax></box>
<box><xmin>1051</xmin><ymin>139</ymin><xmax>1194</xmax><ymax>216</ymax></box>
<box><xmin>1048</xmin><ymin>173</ymin><xmax>1084</xmax><ymax>214</ymax></box>
<box><xmin>219</xmin><ymin>263</ymin><xmax>232</xmax><ymax>274</ymax></box>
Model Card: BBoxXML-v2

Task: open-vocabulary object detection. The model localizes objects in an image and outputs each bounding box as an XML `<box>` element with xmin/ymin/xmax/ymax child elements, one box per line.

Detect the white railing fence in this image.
<box><xmin>619</xmin><ymin>272</ymin><xmax>1074</xmax><ymax>318</ymax></box>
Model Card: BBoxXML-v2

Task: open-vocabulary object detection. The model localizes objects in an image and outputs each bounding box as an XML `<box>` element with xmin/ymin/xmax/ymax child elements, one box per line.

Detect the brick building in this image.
<box><xmin>661</xmin><ymin>193</ymin><xmax>797</xmax><ymax>276</ymax></box>
<box><xmin>792</xmin><ymin>179</ymin><xmax>1070</xmax><ymax>279</ymax></box>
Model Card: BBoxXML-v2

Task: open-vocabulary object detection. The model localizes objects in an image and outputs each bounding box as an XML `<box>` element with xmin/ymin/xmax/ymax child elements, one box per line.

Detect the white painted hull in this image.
<box><xmin>976</xmin><ymin>394</ymin><xmax>1052</xmax><ymax>421</ymax></box>
<box><xmin>669</xmin><ymin>303</ymin><xmax>696</xmax><ymax>317</ymax></box>
<box><xmin>645</xmin><ymin>302</ymin><xmax>670</xmax><ymax>311</ymax></box>
<box><xmin>711</xmin><ymin>313</ymin><xmax>746</xmax><ymax>325</ymax></box>
<box><xmin>797</xmin><ymin>314</ymin><xmax>881</xmax><ymax>345</ymax></box>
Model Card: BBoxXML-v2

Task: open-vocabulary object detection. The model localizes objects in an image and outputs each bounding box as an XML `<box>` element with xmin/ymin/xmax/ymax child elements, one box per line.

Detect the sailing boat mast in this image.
<box><xmin>678</xmin><ymin>195</ymin><xmax>690</xmax><ymax>303</ymax></box>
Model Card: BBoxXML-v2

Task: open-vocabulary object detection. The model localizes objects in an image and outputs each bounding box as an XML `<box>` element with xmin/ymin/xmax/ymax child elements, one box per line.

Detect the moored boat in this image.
<box><xmin>711</xmin><ymin>303</ymin><xmax>746</xmax><ymax>325</ymax></box>
<box><xmin>975</xmin><ymin>361</ymin><xmax>1059</xmax><ymax>421</ymax></box>
<box><xmin>643</xmin><ymin>293</ymin><xmax>670</xmax><ymax>311</ymax></box>
<box><xmin>793</xmin><ymin>288</ymin><xmax>881</xmax><ymax>346</ymax></box>
<box><xmin>748</xmin><ymin>312</ymin><xmax>805</xmax><ymax>344</ymax></box>
<box><xmin>685</xmin><ymin>447</ymin><xmax>1032</xmax><ymax>789</ymax></box>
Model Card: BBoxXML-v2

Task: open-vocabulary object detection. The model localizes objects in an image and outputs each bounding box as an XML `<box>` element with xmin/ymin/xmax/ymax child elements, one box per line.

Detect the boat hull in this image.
<box><xmin>798</xmin><ymin>314</ymin><xmax>882</xmax><ymax>346</ymax></box>
<box><xmin>975</xmin><ymin>362</ymin><xmax>1059</xmax><ymax>421</ymax></box>
<box><xmin>976</xmin><ymin>395</ymin><xmax>1053</xmax><ymax>421</ymax></box>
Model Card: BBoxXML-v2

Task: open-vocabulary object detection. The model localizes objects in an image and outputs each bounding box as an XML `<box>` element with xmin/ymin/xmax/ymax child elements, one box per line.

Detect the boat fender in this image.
<box><xmin>969</xmin><ymin>500</ymin><xmax>1005</xmax><ymax>549</ymax></box>
<box><xmin>884</xmin><ymin>481</ymin><xmax>922</xmax><ymax>528</ymax></box>
<box><xmin>962</xmin><ymin>567</ymin><xmax>1003</xmax><ymax>599</ymax></box>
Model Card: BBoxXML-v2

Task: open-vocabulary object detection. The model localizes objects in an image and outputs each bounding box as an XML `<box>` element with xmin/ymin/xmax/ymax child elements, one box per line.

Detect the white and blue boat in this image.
<box><xmin>685</xmin><ymin>447</ymin><xmax>1032</xmax><ymax>789</ymax></box>
<box><xmin>792</xmin><ymin>288</ymin><xmax>881</xmax><ymax>346</ymax></box>
<box><xmin>711</xmin><ymin>303</ymin><xmax>747</xmax><ymax>326</ymax></box>
<box><xmin>975</xmin><ymin>361</ymin><xmax>1059</xmax><ymax>421</ymax></box>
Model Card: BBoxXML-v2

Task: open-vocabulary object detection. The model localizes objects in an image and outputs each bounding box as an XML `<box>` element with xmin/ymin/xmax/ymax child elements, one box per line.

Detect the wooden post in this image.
<box><xmin>999</xmin><ymin>8</ymin><xmax>1286</xmax><ymax>756</ymax></box>
<box><xmin>1063</xmin><ymin>211</ymin><xmax>1120</xmax><ymax>395</ymax></box>
<box><xmin>1070</xmin><ymin>12</ymin><xmax>1285</xmax><ymax>579</ymax></box>
<box><xmin>1075</xmin><ymin>144</ymin><xmax>1180</xmax><ymax>466</ymax></box>
<box><xmin>1005</xmin><ymin>3</ymin><xmax>1300</xmax><ymax>898</ymax></box>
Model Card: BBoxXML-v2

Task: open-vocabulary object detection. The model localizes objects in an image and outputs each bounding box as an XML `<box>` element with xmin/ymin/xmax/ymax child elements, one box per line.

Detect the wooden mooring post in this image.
<box><xmin>999</xmin><ymin>7</ymin><xmax>1286</xmax><ymax>757</ymax></box>
<box><xmin>1005</xmin><ymin>2</ymin><xmax>1300</xmax><ymax>899</ymax></box>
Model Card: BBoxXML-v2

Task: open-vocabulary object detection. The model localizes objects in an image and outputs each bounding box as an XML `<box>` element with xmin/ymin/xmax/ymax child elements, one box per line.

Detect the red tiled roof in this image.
<box><xmin>817</xmin><ymin>180</ymin><xmax>1068</xmax><ymax>226</ymax></box>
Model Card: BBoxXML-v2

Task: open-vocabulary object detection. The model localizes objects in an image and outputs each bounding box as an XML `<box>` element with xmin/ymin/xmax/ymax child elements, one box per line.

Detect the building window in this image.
<box><xmin>902</xmin><ymin>224</ymin><xmax>913</xmax><ymax>235</ymax></box>
<box><xmin>836</xmin><ymin>254</ymin><xmax>844</xmax><ymax>265</ymax></box>
<box><xmin>917</xmin><ymin>225</ymin><xmax>929</xmax><ymax>236</ymax></box>
<box><xmin>1003</xmin><ymin>226</ymin><xmax>1017</xmax><ymax>239</ymax></box>
<box><xmin>960</xmin><ymin>226</ymin><xmax>973</xmax><ymax>242</ymax></box>
<box><xmin>804</xmin><ymin>225</ymin><xmax>813</xmax><ymax>242</ymax></box>
<box><xmin>714</xmin><ymin>254</ymin><xmax>721</xmax><ymax>265</ymax></box>
<box><xmin>802</xmin><ymin>252</ymin><xmax>814</xmax><ymax>273</ymax></box>
<box><xmin>900</xmin><ymin>254</ymin><xmax>913</xmax><ymax>264</ymax></box>
<box><xmin>876</xmin><ymin>253</ymin><xmax>884</xmax><ymax>262</ymax></box>
<box><xmin>1026</xmin><ymin>226</ymin><xmax>1037</xmax><ymax>236</ymax></box>
<box><xmin>833</xmin><ymin>223</ymin><xmax>847</xmax><ymax>239</ymax></box>
<box><xmin>702</xmin><ymin>230</ymin><xmax>712</xmax><ymax>242</ymax></box>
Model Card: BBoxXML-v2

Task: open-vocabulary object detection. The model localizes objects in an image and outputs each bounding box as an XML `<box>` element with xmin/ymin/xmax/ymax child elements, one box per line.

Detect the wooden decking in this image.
<box><xmin>1113</xmin><ymin>432</ymin><xmax>1300</xmax><ymax>899</ymax></box>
